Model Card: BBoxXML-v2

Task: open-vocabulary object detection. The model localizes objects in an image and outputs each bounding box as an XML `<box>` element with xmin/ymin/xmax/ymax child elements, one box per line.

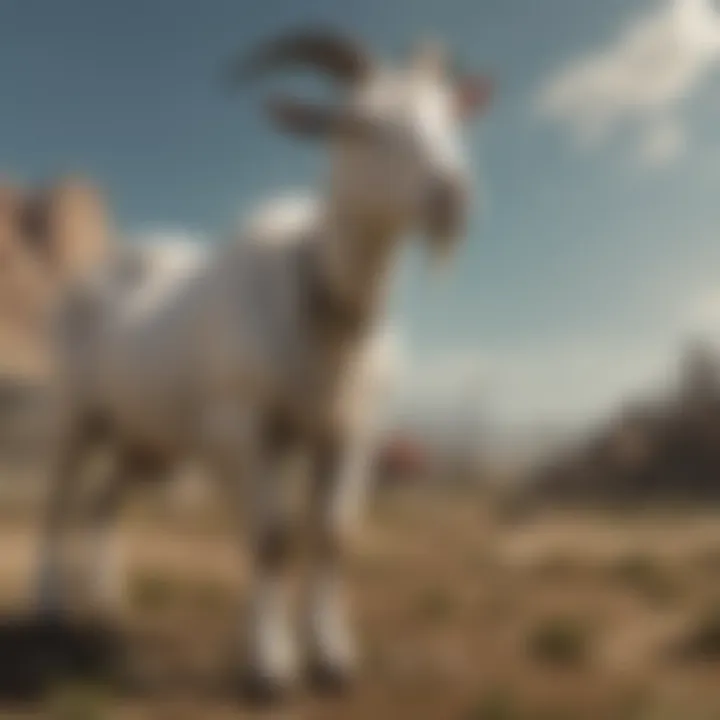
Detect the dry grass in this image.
<box><xmin>2</xmin><ymin>483</ymin><xmax>720</xmax><ymax>718</ymax></box>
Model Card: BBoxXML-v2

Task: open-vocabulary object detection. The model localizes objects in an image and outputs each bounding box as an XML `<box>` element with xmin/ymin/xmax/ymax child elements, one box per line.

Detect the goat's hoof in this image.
<box><xmin>307</xmin><ymin>660</ymin><xmax>354</xmax><ymax>696</ymax></box>
<box><xmin>34</xmin><ymin>604</ymin><xmax>68</xmax><ymax>627</ymax></box>
<box><xmin>240</xmin><ymin>672</ymin><xmax>294</xmax><ymax>707</ymax></box>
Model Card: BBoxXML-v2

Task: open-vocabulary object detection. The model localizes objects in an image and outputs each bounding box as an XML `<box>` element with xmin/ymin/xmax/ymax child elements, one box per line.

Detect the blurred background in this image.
<box><xmin>5</xmin><ymin>0</ymin><xmax>720</xmax><ymax>718</ymax></box>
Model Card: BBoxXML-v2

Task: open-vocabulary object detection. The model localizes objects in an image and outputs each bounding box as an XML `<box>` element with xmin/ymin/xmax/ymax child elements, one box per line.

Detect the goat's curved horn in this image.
<box><xmin>232</xmin><ymin>28</ymin><xmax>374</xmax><ymax>85</ymax></box>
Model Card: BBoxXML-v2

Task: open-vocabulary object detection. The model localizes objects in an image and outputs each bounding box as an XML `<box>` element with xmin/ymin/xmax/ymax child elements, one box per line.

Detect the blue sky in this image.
<box><xmin>3</xmin><ymin>0</ymin><xmax>720</xmax><ymax>426</ymax></box>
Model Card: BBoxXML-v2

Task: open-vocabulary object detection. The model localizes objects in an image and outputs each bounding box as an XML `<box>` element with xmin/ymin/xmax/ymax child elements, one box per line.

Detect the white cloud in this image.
<box><xmin>383</xmin><ymin>282</ymin><xmax>720</xmax><ymax>444</ymax></box>
<box><xmin>679</xmin><ymin>286</ymin><xmax>720</xmax><ymax>343</ymax></box>
<box><xmin>638</xmin><ymin>117</ymin><xmax>687</xmax><ymax>166</ymax></box>
<box><xmin>536</xmin><ymin>0</ymin><xmax>720</xmax><ymax>165</ymax></box>
<box><xmin>392</xmin><ymin>337</ymin><xmax>673</xmax><ymax>432</ymax></box>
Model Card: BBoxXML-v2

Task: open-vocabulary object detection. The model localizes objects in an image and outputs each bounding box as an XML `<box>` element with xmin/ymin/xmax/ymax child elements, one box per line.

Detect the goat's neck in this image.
<box><xmin>317</xmin><ymin>199</ymin><xmax>402</xmax><ymax>330</ymax></box>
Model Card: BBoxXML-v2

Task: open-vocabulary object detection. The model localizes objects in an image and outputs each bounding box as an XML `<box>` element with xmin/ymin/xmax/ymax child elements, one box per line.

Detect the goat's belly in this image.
<box><xmin>116</xmin><ymin>403</ymin><xmax>189</xmax><ymax>453</ymax></box>
<box><xmin>98</xmin><ymin>364</ymin><xmax>196</xmax><ymax>455</ymax></box>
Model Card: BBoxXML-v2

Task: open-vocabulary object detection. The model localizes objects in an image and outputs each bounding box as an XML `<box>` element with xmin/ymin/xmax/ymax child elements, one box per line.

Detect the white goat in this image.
<box><xmin>36</xmin><ymin>29</ymin><xmax>492</xmax><ymax>700</ymax></box>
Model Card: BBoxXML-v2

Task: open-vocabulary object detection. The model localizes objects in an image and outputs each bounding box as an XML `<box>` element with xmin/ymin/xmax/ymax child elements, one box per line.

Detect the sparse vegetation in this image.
<box><xmin>693</xmin><ymin>547</ymin><xmax>720</xmax><ymax>575</ymax></box>
<box><xmin>44</xmin><ymin>681</ymin><xmax>110</xmax><ymax>720</ymax></box>
<box><xmin>129</xmin><ymin>571</ymin><xmax>178</xmax><ymax>612</ymax></box>
<box><xmin>464</xmin><ymin>687</ymin><xmax>520</xmax><ymax>720</ymax></box>
<box><xmin>129</xmin><ymin>569</ymin><xmax>233</xmax><ymax>614</ymax></box>
<box><xmin>416</xmin><ymin>587</ymin><xmax>456</xmax><ymax>622</ymax></box>
<box><xmin>2</xmin><ymin>487</ymin><xmax>720</xmax><ymax>717</ymax></box>
<box><xmin>676</xmin><ymin>602</ymin><xmax>720</xmax><ymax>661</ymax></box>
<box><xmin>608</xmin><ymin>553</ymin><xmax>679</xmax><ymax>605</ymax></box>
<box><xmin>532</xmin><ymin>553</ymin><xmax>587</xmax><ymax>581</ymax></box>
<box><xmin>526</xmin><ymin>615</ymin><xmax>592</xmax><ymax>667</ymax></box>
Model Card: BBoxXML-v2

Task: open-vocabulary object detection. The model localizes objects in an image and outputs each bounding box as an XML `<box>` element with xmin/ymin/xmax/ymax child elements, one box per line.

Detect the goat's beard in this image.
<box><xmin>422</xmin><ymin>197</ymin><xmax>466</xmax><ymax>273</ymax></box>
<box><xmin>426</xmin><ymin>230</ymin><xmax>460</xmax><ymax>276</ymax></box>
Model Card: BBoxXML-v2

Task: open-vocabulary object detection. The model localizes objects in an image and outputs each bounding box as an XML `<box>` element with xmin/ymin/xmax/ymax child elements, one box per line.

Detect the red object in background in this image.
<box><xmin>377</xmin><ymin>435</ymin><xmax>428</xmax><ymax>479</ymax></box>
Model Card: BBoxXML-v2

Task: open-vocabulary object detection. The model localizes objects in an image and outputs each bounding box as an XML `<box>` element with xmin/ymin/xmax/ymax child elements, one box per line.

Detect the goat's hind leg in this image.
<box><xmin>207</xmin><ymin>408</ymin><xmax>301</xmax><ymax>702</ymax></box>
<box><xmin>78</xmin><ymin>450</ymin><xmax>130</xmax><ymax>617</ymax></box>
<box><xmin>244</xmin><ymin>429</ymin><xmax>305</xmax><ymax>702</ymax></box>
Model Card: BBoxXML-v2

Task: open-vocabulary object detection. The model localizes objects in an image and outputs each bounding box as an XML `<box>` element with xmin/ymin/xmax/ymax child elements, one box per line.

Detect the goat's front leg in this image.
<box><xmin>304</xmin><ymin>426</ymin><xmax>375</xmax><ymax>691</ymax></box>
<box><xmin>78</xmin><ymin>450</ymin><xmax>129</xmax><ymax>616</ymax></box>
<box><xmin>245</xmin><ymin>448</ymin><xmax>300</xmax><ymax>700</ymax></box>
<box><xmin>206</xmin><ymin>407</ymin><xmax>300</xmax><ymax>701</ymax></box>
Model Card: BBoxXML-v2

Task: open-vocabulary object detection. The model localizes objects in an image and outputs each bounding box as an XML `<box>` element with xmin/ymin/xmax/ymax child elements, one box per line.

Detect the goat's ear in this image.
<box><xmin>455</xmin><ymin>75</ymin><xmax>493</xmax><ymax>121</ymax></box>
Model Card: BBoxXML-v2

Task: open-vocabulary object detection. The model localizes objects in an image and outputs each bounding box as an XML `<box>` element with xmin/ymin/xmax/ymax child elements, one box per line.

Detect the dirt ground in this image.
<box><xmin>2</xmin><ymin>486</ymin><xmax>720</xmax><ymax>719</ymax></box>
